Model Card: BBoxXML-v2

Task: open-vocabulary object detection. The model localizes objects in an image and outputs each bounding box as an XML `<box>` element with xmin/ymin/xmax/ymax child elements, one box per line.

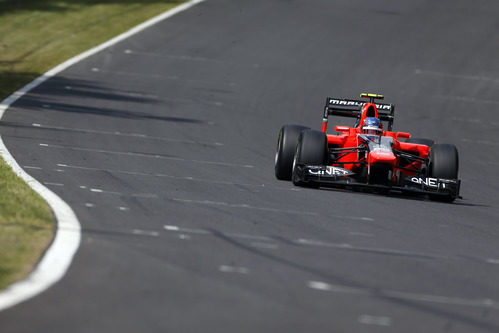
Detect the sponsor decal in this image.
<box><xmin>308</xmin><ymin>166</ymin><xmax>352</xmax><ymax>177</ymax></box>
<box><xmin>371</xmin><ymin>147</ymin><xmax>393</xmax><ymax>155</ymax></box>
<box><xmin>328</xmin><ymin>99</ymin><xmax>392</xmax><ymax>111</ymax></box>
<box><xmin>369</xmin><ymin>148</ymin><xmax>395</xmax><ymax>161</ymax></box>
<box><xmin>410</xmin><ymin>177</ymin><xmax>438</xmax><ymax>187</ymax></box>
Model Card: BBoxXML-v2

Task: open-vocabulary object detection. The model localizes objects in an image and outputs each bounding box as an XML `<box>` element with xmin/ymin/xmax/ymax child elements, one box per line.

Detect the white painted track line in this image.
<box><xmin>0</xmin><ymin>136</ymin><xmax>81</xmax><ymax>311</ymax></box>
<box><xmin>307</xmin><ymin>281</ymin><xmax>499</xmax><ymax>309</ymax></box>
<box><xmin>218</xmin><ymin>265</ymin><xmax>250</xmax><ymax>274</ymax></box>
<box><xmin>358</xmin><ymin>314</ymin><xmax>392</xmax><ymax>327</ymax></box>
<box><xmin>0</xmin><ymin>0</ymin><xmax>206</xmax><ymax>311</ymax></box>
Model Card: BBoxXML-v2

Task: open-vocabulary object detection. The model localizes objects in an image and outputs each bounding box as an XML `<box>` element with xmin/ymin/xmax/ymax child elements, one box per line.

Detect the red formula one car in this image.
<box><xmin>275</xmin><ymin>93</ymin><xmax>461</xmax><ymax>202</ymax></box>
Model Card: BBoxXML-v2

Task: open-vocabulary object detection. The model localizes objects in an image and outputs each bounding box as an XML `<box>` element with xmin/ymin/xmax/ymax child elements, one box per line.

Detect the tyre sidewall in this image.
<box><xmin>429</xmin><ymin>144</ymin><xmax>459</xmax><ymax>179</ymax></box>
<box><xmin>292</xmin><ymin>129</ymin><xmax>327</xmax><ymax>186</ymax></box>
<box><xmin>275</xmin><ymin>125</ymin><xmax>309</xmax><ymax>180</ymax></box>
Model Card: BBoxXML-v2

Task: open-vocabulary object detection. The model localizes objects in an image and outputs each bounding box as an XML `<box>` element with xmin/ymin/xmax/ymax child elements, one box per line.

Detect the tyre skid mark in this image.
<box><xmin>39</xmin><ymin>143</ymin><xmax>253</xmax><ymax>168</ymax></box>
<box><xmin>32</xmin><ymin>123</ymin><xmax>223</xmax><ymax>146</ymax></box>
<box><xmin>56</xmin><ymin>163</ymin><xmax>296</xmax><ymax>191</ymax></box>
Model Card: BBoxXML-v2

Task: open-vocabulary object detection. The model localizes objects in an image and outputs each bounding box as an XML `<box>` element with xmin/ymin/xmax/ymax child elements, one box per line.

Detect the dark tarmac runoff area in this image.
<box><xmin>1</xmin><ymin>0</ymin><xmax>499</xmax><ymax>332</ymax></box>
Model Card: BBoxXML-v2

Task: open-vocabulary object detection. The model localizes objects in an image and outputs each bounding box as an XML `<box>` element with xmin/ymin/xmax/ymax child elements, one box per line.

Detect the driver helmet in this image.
<box><xmin>362</xmin><ymin>117</ymin><xmax>382</xmax><ymax>136</ymax></box>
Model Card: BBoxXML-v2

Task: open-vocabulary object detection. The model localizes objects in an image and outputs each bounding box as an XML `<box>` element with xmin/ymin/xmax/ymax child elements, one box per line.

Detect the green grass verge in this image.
<box><xmin>0</xmin><ymin>0</ymin><xmax>186</xmax><ymax>290</ymax></box>
<box><xmin>0</xmin><ymin>162</ymin><xmax>54</xmax><ymax>289</ymax></box>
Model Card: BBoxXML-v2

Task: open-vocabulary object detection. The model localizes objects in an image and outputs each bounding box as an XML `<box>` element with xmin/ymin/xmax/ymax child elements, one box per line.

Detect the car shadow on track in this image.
<box><xmin>315</xmin><ymin>186</ymin><xmax>489</xmax><ymax>207</ymax></box>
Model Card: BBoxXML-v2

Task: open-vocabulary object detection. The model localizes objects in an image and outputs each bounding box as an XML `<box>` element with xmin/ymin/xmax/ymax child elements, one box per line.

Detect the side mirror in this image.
<box><xmin>396</xmin><ymin>132</ymin><xmax>411</xmax><ymax>139</ymax></box>
<box><xmin>334</xmin><ymin>125</ymin><xmax>350</xmax><ymax>132</ymax></box>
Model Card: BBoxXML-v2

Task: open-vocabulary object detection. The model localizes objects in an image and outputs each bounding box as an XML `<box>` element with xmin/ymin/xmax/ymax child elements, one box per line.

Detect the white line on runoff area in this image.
<box><xmin>0</xmin><ymin>0</ymin><xmax>206</xmax><ymax>311</ymax></box>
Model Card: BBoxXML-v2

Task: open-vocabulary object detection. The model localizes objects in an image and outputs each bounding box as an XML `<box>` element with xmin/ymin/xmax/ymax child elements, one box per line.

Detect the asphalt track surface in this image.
<box><xmin>1</xmin><ymin>0</ymin><xmax>499</xmax><ymax>332</ymax></box>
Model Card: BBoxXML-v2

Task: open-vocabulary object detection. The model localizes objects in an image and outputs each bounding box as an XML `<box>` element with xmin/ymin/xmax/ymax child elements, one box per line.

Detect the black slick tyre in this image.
<box><xmin>275</xmin><ymin>125</ymin><xmax>309</xmax><ymax>180</ymax></box>
<box><xmin>292</xmin><ymin>129</ymin><xmax>327</xmax><ymax>187</ymax></box>
<box><xmin>429</xmin><ymin>144</ymin><xmax>459</xmax><ymax>202</ymax></box>
<box><xmin>429</xmin><ymin>144</ymin><xmax>459</xmax><ymax>179</ymax></box>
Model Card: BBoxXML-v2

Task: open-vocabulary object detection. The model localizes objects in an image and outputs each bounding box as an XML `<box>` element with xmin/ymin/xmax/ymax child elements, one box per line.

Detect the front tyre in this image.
<box><xmin>292</xmin><ymin>129</ymin><xmax>327</xmax><ymax>187</ymax></box>
<box><xmin>429</xmin><ymin>144</ymin><xmax>459</xmax><ymax>179</ymax></box>
<box><xmin>429</xmin><ymin>144</ymin><xmax>459</xmax><ymax>202</ymax></box>
<box><xmin>275</xmin><ymin>125</ymin><xmax>309</xmax><ymax>180</ymax></box>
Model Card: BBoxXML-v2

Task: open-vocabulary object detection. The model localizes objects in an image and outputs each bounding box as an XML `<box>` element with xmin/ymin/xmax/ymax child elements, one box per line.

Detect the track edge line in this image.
<box><xmin>0</xmin><ymin>0</ymin><xmax>206</xmax><ymax>311</ymax></box>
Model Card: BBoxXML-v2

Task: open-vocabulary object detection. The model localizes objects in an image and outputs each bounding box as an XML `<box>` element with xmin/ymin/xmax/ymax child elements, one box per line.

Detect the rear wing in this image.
<box><xmin>323</xmin><ymin>97</ymin><xmax>395</xmax><ymax>131</ymax></box>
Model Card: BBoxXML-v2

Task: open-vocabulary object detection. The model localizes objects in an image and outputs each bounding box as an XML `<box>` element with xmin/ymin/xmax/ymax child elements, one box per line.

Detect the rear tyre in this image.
<box><xmin>275</xmin><ymin>125</ymin><xmax>309</xmax><ymax>180</ymax></box>
<box><xmin>406</xmin><ymin>137</ymin><xmax>435</xmax><ymax>147</ymax></box>
<box><xmin>292</xmin><ymin>129</ymin><xmax>327</xmax><ymax>187</ymax></box>
<box><xmin>429</xmin><ymin>144</ymin><xmax>459</xmax><ymax>202</ymax></box>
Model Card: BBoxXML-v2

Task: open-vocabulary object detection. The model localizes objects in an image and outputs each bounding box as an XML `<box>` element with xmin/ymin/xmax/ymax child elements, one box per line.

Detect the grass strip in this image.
<box><xmin>0</xmin><ymin>0</ymin><xmax>186</xmax><ymax>290</ymax></box>
<box><xmin>0</xmin><ymin>162</ymin><xmax>54</xmax><ymax>289</ymax></box>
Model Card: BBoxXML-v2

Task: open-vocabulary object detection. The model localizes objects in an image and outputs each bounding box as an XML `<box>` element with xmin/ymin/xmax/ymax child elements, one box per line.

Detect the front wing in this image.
<box><xmin>294</xmin><ymin>164</ymin><xmax>461</xmax><ymax>199</ymax></box>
